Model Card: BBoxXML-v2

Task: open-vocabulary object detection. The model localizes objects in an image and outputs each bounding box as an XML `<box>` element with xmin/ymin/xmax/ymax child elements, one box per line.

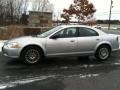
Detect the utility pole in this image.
<box><xmin>108</xmin><ymin>0</ymin><xmax>113</xmax><ymax>30</ymax></box>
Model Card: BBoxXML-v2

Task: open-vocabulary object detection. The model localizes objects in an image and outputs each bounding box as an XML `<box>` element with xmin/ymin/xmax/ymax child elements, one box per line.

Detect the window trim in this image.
<box><xmin>78</xmin><ymin>27</ymin><xmax>99</xmax><ymax>37</ymax></box>
<box><xmin>50</xmin><ymin>27</ymin><xmax>78</xmax><ymax>38</ymax></box>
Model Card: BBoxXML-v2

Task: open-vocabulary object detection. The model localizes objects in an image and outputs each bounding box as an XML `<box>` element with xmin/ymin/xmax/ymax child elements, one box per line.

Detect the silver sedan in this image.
<box><xmin>2</xmin><ymin>25</ymin><xmax>120</xmax><ymax>64</ymax></box>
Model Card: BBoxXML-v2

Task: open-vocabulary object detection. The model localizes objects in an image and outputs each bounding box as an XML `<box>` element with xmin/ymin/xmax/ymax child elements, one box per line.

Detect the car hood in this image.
<box><xmin>6</xmin><ymin>36</ymin><xmax>45</xmax><ymax>44</ymax></box>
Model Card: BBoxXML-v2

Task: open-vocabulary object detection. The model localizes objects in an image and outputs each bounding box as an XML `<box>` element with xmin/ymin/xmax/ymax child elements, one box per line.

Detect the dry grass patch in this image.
<box><xmin>0</xmin><ymin>25</ymin><xmax>24</xmax><ymax>40</ymax></box>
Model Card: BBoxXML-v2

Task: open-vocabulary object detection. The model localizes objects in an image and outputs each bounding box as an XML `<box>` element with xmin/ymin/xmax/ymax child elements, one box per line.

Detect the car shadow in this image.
<box><xmin>5</xmin><ymin>56</ymin><xmax>119</xmax><ymax>70</ymax></box>
<box><xmin>5</xmin><ymin>57</ymin><xmax>100</xmax><ymax>67</ymax></box>
<box><xmin>5</xmin><ymin>51</ymin><xmax>120</xmax><ymax>67</ymax></box>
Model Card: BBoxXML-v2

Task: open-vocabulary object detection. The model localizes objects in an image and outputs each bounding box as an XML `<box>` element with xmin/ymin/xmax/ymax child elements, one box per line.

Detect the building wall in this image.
<box><xmin>28</xmin><ymin>11</ymin><xmax>52</xmax><ymax>27</ymax></box>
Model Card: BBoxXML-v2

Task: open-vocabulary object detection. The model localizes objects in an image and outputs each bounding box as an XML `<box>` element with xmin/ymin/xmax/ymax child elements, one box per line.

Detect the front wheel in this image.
<box><xmin>95</xmin><ymin>45</ymin><xmax>111</xmax><ymax>61</ymax></box>
<box><xmin>21</xmin><ymin>46</ymin><xmax>43</xmax><ymax>64</ymax></box>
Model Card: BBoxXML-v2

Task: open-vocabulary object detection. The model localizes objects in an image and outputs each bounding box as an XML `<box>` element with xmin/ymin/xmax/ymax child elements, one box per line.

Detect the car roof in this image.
<box><xmin>57</xmin><ymin>24</ymin><xmax>106</xmax><ymax>35</ymax></box>
<box><xmin>59</xmin><ymin>24</ymin><xmax>92</xmax><ymax>28</ymax></box>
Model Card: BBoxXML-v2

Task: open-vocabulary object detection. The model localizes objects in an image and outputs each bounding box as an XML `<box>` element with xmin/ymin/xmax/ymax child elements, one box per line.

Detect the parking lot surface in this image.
<box><xmin>0</xmin><ymin>51</ymin><xmax>120</xmax><ymax>90</ymax></box>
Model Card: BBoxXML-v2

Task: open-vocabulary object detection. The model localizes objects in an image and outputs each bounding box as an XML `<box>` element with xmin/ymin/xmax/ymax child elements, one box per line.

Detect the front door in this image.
<box><xmin>46</xmin><ymin>27</ymin><xmax>78</xmax><ymax>56</ymax></box>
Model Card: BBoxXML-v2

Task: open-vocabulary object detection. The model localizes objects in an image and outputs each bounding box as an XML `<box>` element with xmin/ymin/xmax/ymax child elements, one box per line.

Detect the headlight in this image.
<box><xmin>7</xmin><ymin>42</ymin><xmax>21</xmax><ymax>48</ymax></box>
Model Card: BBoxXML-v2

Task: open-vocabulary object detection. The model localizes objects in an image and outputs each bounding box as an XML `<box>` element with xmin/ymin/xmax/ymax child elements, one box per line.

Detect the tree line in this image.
<box><xmin>97</xmin><ymin>20</ymin><xmax>120</xmax><ymax>24</ymax></box>
<box><xmin>0</xmin><ymin>0</ymin><xmax>53</xmax><ymax>26</ymax></box>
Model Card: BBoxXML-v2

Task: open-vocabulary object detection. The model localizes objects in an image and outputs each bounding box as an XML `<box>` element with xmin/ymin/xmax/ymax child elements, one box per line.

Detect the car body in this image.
<box><xmin>2</xmin><ymin>25</ymin><xmax>120</xmax><ymax>64</ymax></box>
<box><xmin>93</xmin><ymin>25</ymin><xmax>102</xmax><ymax>29</ymax></box>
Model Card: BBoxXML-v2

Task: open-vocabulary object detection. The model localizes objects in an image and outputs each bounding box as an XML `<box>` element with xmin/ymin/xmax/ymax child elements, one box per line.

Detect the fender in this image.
<box><xmin>94</xmin><ymin>41</ymin><xmax>112</xmax><ymax>53</ymax></box>
<box><xmin>19</xmin><ymin>42</ymin><xmax>46</xmax><ymax>57</ymax></box>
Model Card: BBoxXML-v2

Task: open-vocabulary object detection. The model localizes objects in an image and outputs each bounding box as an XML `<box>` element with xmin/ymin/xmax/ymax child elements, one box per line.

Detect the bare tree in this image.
<box><xmin>32</xmin><ymin>0</ymin><xmax>53</xmax><ymax>12</ymax></box>
<box><xmin>5</xmin><ymin>0</ymin><xmax>23</xmax><ymax>23</ymax></box>
<box><xmin>32</xmin><ymin>0</ymin><xmax>38</xmax><ymax>11</ymax></box>
<box><xmin>0</xmin><ymin>0</ymin><xmax>54</xmax><ymax>25</ymax></box>
<box><xmin>0</xmin><ymin>0</ymin><xmax>5</xmax><ymax>25</ymax></box>
<box><xmin>15</xmin><ymin>0</ymin><xmax>24</xmax><ymax>18</ymax></box>
<box><xmin>8</xmin><ymin>0</ymin><xmax>14</xmax><ymax>23</ymax></box>
<box><xmin>23</xmin><ymin>0</ymin><xmax>29</xmax><ymax>14</ymax></box>
<box><xmin>0</xmin><ymin>0</ymin><xmax>29</xmax><ymax>25</ymax></box>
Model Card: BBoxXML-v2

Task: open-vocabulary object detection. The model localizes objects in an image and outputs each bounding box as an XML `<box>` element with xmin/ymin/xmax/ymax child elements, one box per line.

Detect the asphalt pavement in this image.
<box><xmin>0</xmin><ymin>51</ymin><xmax>120</xmax><ymax>90</ymax></box>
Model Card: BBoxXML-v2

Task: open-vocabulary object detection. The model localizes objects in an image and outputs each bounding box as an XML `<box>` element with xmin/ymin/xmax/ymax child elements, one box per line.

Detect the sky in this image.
<box><xmin>49</xmin><ymin>0</ymin><xmax>120</xmax><ymax>20</ymax></box>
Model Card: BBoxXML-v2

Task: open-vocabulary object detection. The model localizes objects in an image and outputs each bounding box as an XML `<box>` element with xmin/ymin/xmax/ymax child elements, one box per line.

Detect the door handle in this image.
<box><xmin>96</xmin><ymin>39</ymin><xmax>100</xmax><ymax>41</ymax></box>
<box><xmin>70</xmin><ymin>40</ymin><xmax>75</xmax><ymax>42</ymax></box>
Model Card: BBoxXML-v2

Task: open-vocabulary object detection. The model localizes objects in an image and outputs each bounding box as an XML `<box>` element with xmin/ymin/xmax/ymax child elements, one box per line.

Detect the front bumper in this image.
<box><xmin>2</xmin><ymin>45</ymin><xmax>20</xmax><ymax>58</ymax></box>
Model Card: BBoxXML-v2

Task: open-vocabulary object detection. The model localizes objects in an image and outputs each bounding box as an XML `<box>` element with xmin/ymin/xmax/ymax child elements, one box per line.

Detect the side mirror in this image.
<box><xmin>50</xmin><ymin>34</ymin><xmax>59</xmax><ymax>39</ymax></box>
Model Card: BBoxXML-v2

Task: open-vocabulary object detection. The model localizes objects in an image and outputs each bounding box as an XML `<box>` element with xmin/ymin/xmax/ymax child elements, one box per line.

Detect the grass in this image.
<box><xmin>0</xmin><ymin>25</ymin><xmax>25</xmax><ymax>40</ymax></box>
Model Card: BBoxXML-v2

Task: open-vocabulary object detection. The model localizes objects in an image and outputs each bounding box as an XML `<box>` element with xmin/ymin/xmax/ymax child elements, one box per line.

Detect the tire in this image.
<box><xmin>21</xmin><ymin>46</ymin><xmax>43</xmax><ymax>65</ymax></box>
<box><xmin>95</xmin><ymin>45</ymin><xmax>111</xmax><ymax>61</ymax></box>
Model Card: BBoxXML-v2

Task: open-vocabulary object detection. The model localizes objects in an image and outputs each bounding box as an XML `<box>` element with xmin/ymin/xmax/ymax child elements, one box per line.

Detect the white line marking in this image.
<box><xmin>0</xmin><ymin>75</ymin><xmax>56</xmax><ymax>89</ymax></box>
<box><xmin>65</xmin><ymin>74</ymin><xmax>100</xmax><ymax>78</ymax></box>
<box><xmin>113</xmin><ymin>63</ymin><xmax>120</xmax><ymax>65</ymax></box>
<box><xmin>0</xmin><ymin>73</ymin><xmax>101</xmax><ymax>89</ymax></box>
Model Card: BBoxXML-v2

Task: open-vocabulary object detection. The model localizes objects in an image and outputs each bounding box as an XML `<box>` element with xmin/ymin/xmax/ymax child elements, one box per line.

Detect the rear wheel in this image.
<box><xmin>95</xmin><ymin>45</ymin><xmax>111</xmax><ymax>61</ymax></box>
<box><xmin>21</xmin><ymin>46</ymin><xmax>43</xmax><ymax>64</ymax></box>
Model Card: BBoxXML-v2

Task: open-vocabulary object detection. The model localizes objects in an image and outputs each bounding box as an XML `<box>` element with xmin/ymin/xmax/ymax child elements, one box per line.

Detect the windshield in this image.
<box><xmin>38</xmin><ymin>26</ymin><xmax>62</xmax><ymax>38</ymax></box>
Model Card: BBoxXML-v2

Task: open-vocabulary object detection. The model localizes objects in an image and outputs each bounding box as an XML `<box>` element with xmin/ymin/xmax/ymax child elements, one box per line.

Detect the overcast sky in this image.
<box><xmin>49</xmin><ymin>0</ymin><xmax>120</xmax><ymax>20</ymax></box>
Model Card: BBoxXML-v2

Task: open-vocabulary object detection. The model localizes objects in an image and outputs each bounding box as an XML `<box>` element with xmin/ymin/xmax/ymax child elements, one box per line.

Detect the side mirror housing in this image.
<box><xmin>50</xmin><ymin>34</ymin><xmax>59</xmax><ymax>39</ymax></box>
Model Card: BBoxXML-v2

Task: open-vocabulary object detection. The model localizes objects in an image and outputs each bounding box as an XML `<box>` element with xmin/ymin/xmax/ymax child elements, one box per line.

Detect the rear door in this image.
<box><xmin>77</xmin><ymin>27</ymin><xmax>100</xmax><ymax>53</ymax></box>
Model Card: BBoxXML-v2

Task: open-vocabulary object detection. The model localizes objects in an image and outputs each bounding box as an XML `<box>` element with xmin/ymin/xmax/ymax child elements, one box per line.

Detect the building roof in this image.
<box><xmin>29</xmin><ymin>11</ymin><xmax>52</xmax><ymax>14</ymax></box>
